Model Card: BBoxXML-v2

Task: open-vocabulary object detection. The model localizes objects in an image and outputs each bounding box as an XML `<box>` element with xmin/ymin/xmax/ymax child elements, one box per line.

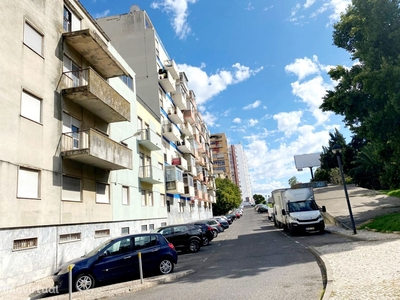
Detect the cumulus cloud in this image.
<box><xmin>273</xmin><ymin>111</ymin><xmax>303</xmax><ymax>137</ymax></box>
<box><xmin>243</xmin><ymin>100</ymin><xmax>261</xmax><ymax>110</ymax></box>
<box><xmin>248</xmin><ymin>119</ymin><xmax>259</xmax><ymax>127</ymax></box>
<box><xmin>150</xmin><ymin>0</ymin><xmax>198</xmax><ymax>39</ymax></box>
<box><xmin>201</xmin><ymin>111</ymin><xmax>218</xmax><ymax>127</ymax></box>
<box><xmin>304</xmin><ymin>0</ymin><xmax>316</xmax><ymax>9</ymax></box>
<box><xmin>178</xmin><ymin>63</ymin><xmax>263</xmax><ymax>107</ymax></box>
<box><xmin>285</xmin><ymin>55</ymin><xmax>320</xmax><ymax>80</ymax></box>
<box><xmin>233</xmin><ymin>118</ymin><xmax>241</xmax><ymax>124</ymax></box>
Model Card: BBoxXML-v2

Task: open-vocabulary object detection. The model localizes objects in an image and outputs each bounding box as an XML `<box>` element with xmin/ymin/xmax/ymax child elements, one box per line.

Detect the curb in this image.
<box><xmin>308</xmin><ymin>247</ymin><xmax>333</xmax><ymax>300</ymax></box>
<box><xmin>38</xmin><ymin>270</ymin><xmax>194</xmax><ymax>300</ymax></box>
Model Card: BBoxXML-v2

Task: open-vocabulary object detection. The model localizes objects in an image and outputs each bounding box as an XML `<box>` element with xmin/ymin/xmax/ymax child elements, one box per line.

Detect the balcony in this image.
<box><xmin>171</xmin><ymin>84</ymin><xmax>188</xmax><ymax>111</ymax></box>
<box><xmin>136</xmin><ymin>128</ymin><xmax>161</xmax><ymax>151</ymax></box>
<box><xmin>168</xmin><ymin>107</ymin><xmax>184</xmax><ymax>124</ymax></box>
<box><xmin>194</xmin><ymin>171</ymin><xmax>204</xmax><ymax>182</ymax></box>
<box><xmin>195</xmin><ymin>189</ymin><xmax>203</xmax><ymax>200</ymax></box>
<box><xmin>183</xmin><ymin>108</ymin><xmax>196</xmax><ymax>124</ymax></box>
<box><xmin>139</xmin><ymin>165</ymin><xmax>164</xmax><ymax>184</ymax></box>
<box><xmin>183</xmin><ymin>186</ymin><xmax>195</xmax><ymax>198</ymax></box>
<box><xmin>185</xmin><ymin>165</ymin><xmax>197</xmax><ymax>177</ymax></box>
<box><xmin>196</xmin><ymin>156</ymin><xmax>205</xmax><ymax>166</ymax></box>
<box><xmin>62</xmin><ymin>68</ymin><xmax>130</xmax><ymax>123</ymax></box>
<box><xmin>180</xmin><ymin>122</ymin><xmax>193</xmax><ymax>137</ymax></box>
<box><xmin>162</xmin><ymin>123</ymin><xmax>181</xmax><ymax>142</ymax></box>
<box><xmin>61</xmin><ymin>129</ymin><xmax>132</xmax><ymax>170</ymax></box>
<box><xmin>198</xmin><ymin>142</ymin><xmax>206</xmax><ymax>153</ymax></box>
<box><xmin>172</xmin><ymin>157</ymin><xmax>188</xmax><ymax>171</ymax></box>
<box><xmin>176</xmin><ymin>138</ymin><xmax>192</xmax><ymax>153</ymax></box>
<box><xmin>166</xmin><ymin>181</ymin><xmax>185</xmax><ymax>194</ymax></box>
<box><xmin>158</xmin><ymin>69</ymin><xmax>176</xmax><ymax>93</ymax></box>
<box><xmin>63</xmin><ymin>29</ymin><xmax>128</xmax><ymax>79</ymax></box>
<box><xmin>164</xmin><ymin>59</ymin><xmax>179</xmax><ymax>80</ymax></box>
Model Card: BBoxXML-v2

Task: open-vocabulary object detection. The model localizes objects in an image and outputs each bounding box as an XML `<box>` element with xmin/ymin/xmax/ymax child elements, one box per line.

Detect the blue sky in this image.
<box><xmin>80</xmin><ymin>0</ymin><xmax>353</xmax><ymax>197</ymax></box>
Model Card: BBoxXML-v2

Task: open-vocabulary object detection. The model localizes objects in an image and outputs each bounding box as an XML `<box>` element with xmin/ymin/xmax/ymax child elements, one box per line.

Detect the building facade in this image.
<box><xmin>230</xmin><ymin>144</ymin><xmax>253</xmax><ymax>204</ymax></box>
<box><xmin>210</xmin><ymin>133</ymin><xmax>232</xmax><ymax>180</ymax></box>
<box><xmin>96</xmin><ymin>6</ymin><xmax>215</xmax><ymax>225</ymax></box>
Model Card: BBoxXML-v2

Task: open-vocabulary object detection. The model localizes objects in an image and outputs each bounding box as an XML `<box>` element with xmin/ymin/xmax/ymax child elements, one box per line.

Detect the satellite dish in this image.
<box><xmin>130</xmin><ymin>5</ymin><xmax>140</xmax><ymax>12</ymax></box>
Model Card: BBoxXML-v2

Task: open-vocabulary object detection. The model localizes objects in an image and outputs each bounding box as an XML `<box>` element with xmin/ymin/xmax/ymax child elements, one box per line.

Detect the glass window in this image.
<box><xmin>96</xmin><ymin>183</ymin><xmax>110</xmax><ymax>203</ymax></box>
<box><xmin>17</xmin><ymin>167</ymin><xmax>40</xmax><ymax>199</ymax></box>
<box><xmin>122</xmin><ymin>186</ymin><xmax>129</xmax><ymax>205</ymax></box>
<box><xmin>62</xmin><ymin>176</ymin><xmax>81</xmax><ymax>201</ymax></box>
<box><xmin>21</xmin><ymin>91</ymin><xmax>41</xmax><ymax>123</ymax></box>
<box><xmin>63</xmin><ymin>6</ymin><xmax>80</xmax><ymax>32</ymax></box>
<box><xmin>24</xmin><ymin>22</ymin><xmax>43</xmax><ymax>55</ymax></box>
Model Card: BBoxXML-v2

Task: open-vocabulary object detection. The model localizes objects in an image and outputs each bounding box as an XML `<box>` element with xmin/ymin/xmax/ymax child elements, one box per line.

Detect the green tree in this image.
<box><xmin>253</xmin><ymin>194</ymin><xmax>265</xmax><ymax>205</ymax></box>
<box><xmin>212</xmin><ymin>178</ymin><xmax>242</xmax><ymax>216</ymax></box>
<box><xmin>320</xmin><ymin>0</ymin><xmax>400</xmax><ymax>189</ymax></box>
<box><xmin>288</xmin><ymin>176</ymin><xmax>299</xmax><ymax>188</ymax></box>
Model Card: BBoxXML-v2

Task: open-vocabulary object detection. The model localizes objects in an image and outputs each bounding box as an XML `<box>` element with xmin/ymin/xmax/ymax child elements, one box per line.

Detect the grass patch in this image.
<box><xmin>359</xmin><ymin>213</ymin><xmax>400</xmax><ymax>232</ymax></box>
<box><xmin>381</xmin><ymin>189</ymin><xmax>400</xmax><ymax>198</ymax></box>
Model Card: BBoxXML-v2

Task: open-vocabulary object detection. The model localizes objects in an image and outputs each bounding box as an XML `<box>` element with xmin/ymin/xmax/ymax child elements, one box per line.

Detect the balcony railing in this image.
<box><xmin>139</xmin><ymin>165</ymin><xmax>164</xmax><ymax>184</ymax></box>
<box><xmin>61</xmin><ymin>129</ymin><xmax>132</xmax><ymax>170</ymax></box>
<box><xmin>63</xmin><ymin>29</ymin><xmax>128</xmax><ymax>79</ymax></box>
<box><xmin>180</xmin><ymin>122</ymin><xmax>193</xmax><ymax>137</ymax></box>
<box><xmin>62</xmin><ymin>68</ymin><xmax>130</xmax><ymax>123</ymax></box>
<box><xmin>164</xmin><ymin>59</ymin><xmax>179</xmax><ymax>80</ymax></box>
<box><xmin>176</xmin><ymin>138</ymin><xmax>192</xmax><ymax>153</ymax></box>
<box><xmin>171</xmin><ymin>157</ymin><xmax>188</xmax><ymax>171</ymax></box>
<box><xmin>162</xmin><ymin>123</ymin><xmax>181</xmax><ymax>142</ymax></box>
<box><xmin>166</xmin><ymin>181</ymin><xmax>185</xmax><ymax>194</ymax></box>
<box><xmin>136</xmin><ymin>128</ymin><xmax>161</xmax><ymax>151</ymax></box>
<box><xmin>168</xmin><ymin>107</ymin><xmax>184</xmax><ymax>124</ymax></box>
<box><xmin>183</xmin><ymin>185</ymin><xmax>195</xmax><ymax>197</ymax></box>
<box><xmin>171</xmin><ymin>84</ymin><xmax>188</xmax><ymax>111</ymax></box>
<box><xmin>158</xmin><ymin>69</ymin><xmax>176</xmax><ymax>93</ymax></box>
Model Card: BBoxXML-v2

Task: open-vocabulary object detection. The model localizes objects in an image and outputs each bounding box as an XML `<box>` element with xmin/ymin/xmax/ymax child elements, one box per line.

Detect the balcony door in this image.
<box><xmin>63</xmin><ymin>112</ymin><xmax>80</xmax><ymax>149</ymax></box>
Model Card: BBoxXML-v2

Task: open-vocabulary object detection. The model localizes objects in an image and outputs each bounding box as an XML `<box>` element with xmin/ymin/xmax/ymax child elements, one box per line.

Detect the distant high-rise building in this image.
<box><xmin>210</xmin><ymin>133</ymin><xmax>232</xmax><ymax>180</ymax></box>
<box><xmin>230</xmin><ymin>144</ymin><xmax>253</xmax><ymax>203</ymax></box>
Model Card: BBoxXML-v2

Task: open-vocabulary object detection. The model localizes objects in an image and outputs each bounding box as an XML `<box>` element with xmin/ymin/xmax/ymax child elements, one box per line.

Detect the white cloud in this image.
<box><xmin>246</xmin><ymin>3</ymin><xmax>254</xmax><ymax>11</ymax></box>
<box><xmin>285</xmin><ymin>55</ymin><xmax>319</xmax><ymax>80</ymax></box>
<box><xmin>150</xmin><ymin>0</ymin><xmax>198</xmax><ymax>40</ymax></box>
<box><xmin>248</xmin><ymin>119</ymin><xmax>259</xmax><ymax>127</ymax></box>
<box><xmin>304</xmin><ymin>0</ymin><xmax>316</xmax><ymax>9</ymax></box>
<box><xmin>94</xmin><ymin>10</ymin><xmax>110</xmax><ymax>18</ymax></box>
<box><xmin>273</xmin><ymin>111</ymin><xmax>303</xmax><ymax>137</ymax></box>
<box><xmin>308</xmin><ymin>0</ymin><xmax>351</xmax><ymax>24</ymax></box>
<box><xmin>178</xmin><ymin>63</ymin><xmax>262</xmax><ymax>107</ymax></box>
<box><xmin>233</xmin><ymin>118</ymin><xmax>241</xmax><ymax>124</ymax></box>
<box><xmin>243</xmin><ymin>100</ymin><xmax>261</xmax><ymax>110</ymax></box>
<box><xmin>201</xmin><ymin>111</ymin><xmax>218</xmax><ymax>127</ymax></box>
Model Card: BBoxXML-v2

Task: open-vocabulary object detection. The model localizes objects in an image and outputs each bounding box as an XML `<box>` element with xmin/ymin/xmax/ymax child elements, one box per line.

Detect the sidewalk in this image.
<box><xmin>2</xmin><ymin>184</ymin><xmax>400</xmax><ymax>300</ymax></box>
<box><xmin>313</xmin><ymin>184</ymin><xmax>400</xmax><ymax>300</ymax></box>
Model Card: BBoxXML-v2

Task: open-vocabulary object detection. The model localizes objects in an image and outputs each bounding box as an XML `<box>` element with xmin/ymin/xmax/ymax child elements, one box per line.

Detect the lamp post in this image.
<box><xmin>332</xmin><ymin>144</ymin><xmax>357</xmax><ymax>234</ymax></box>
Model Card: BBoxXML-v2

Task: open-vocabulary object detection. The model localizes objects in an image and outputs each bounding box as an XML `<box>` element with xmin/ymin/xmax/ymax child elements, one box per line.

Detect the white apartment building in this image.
<box><xmin>0</xmin><ymin>0</ymin><xmax>167</xmax><ymax>290</ymax></box>
<box><xmin>230</xmin><ymin>144</ymin><xmax>253</xmax><ymax>204</ymax></box>
<box><xmin>96</xmin><ymin>5</ymin><xmax>216</xmax><ymax>224</ymax></box>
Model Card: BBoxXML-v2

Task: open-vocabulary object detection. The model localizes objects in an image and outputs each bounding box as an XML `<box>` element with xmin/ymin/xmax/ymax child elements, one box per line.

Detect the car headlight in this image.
<box><xmin>56</xmin><ymin>264</ymin><xmax>75</xmax><ymax>275</ymax></box>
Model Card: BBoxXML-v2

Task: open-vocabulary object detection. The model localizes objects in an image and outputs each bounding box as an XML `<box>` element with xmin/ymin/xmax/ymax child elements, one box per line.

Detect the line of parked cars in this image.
<box><xmin>52</xmin><ymin>210</ymin><xmax>244</xmax><ymax>292</ymax></box>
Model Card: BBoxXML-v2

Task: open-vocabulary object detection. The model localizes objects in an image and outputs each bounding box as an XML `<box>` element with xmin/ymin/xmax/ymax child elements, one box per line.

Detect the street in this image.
<box><xmin>108</xmin><ymin>208</ymin><xmax>354</xmax><ymax>300</ymax></box>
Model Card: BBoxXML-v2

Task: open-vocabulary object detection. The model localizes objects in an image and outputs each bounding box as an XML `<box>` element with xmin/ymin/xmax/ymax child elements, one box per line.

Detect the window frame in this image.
<box><xmin>21</xmin><ymin>89</ymin><xmax>42</xmax><ymax>123</ymax></box>
<box><xmin>23</xmin><ymin>21</ymin><xmax>43</xmax><ymax>56</ymax></box>
<box><xmin>17</xmin><ymin>167</ymin><xmax>41</xmax><ymax>199</ymax></box>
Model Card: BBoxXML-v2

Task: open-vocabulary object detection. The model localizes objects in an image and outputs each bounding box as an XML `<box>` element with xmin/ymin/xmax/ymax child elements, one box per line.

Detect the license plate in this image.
<box><xmin>306</xmin><ymin>227</ymin><xmax>315</xmax><ymax>231</ymax></box>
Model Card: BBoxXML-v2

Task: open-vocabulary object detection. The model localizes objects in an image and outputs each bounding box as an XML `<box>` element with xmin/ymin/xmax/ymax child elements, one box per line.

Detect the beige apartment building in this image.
<box><xmin>96</xmin><ymin>5</ymin><xmax>216</xmax><ymax>224</ymax></box>
<box><xmin>0</xmin><ymin>0</ymin><xmax>167</xmax><ymax>290</ymax></box>
<box><xmin>210</xmin><ymin>133</ymin><xmax>232</xmax><ymax>180</ymax></box>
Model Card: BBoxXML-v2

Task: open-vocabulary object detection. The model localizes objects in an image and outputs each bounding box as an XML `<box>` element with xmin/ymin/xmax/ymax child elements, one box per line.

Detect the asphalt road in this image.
<box><xmin>108</xmin><ymin>207</ymin><xmax>353</xmax><ymax>300</ymax></box>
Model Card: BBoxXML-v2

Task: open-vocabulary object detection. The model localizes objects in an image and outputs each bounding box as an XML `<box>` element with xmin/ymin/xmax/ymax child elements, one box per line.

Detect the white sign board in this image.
<box><xmin>294</xmin><ymin>153</ymin><xmax>321</xmax><ymax>169</ymax></box>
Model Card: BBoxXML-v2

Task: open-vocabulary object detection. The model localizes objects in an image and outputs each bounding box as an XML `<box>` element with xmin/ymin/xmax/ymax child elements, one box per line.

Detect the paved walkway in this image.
<box><xmin>1</xmin><ymin>184</ymin><xmax>400</xmax><ymax>300</ymax></box>
<box><xmin>313</xmin><ymin>184</ymin><xmax>400</xmax><ymax>300</ymax></box>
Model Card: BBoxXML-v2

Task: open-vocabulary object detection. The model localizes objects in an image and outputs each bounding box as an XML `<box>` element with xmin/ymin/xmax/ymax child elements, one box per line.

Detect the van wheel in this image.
<box><xmin>75</xmin><ymin>273</ymin><xmax>95</xmax><ymax>291</ymax></box>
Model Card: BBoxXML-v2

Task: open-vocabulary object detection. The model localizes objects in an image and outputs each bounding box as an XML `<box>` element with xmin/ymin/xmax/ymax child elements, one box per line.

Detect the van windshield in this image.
<box><xmin>288</xmin><ymin>200</ymin><xmax>319</xmax><ymax>212</ymax></box>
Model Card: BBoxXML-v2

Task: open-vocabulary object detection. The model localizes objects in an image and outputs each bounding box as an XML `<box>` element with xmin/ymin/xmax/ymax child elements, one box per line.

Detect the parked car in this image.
<box><xmin>257</xmin><ymin>204</ymin><xmax>269</xmax><ymax>213</ymax></box>
<box><xmin>53</xmin><ymin>233</ymin><xmax>177</xmax><ymax>292</ymax></box>
<box><xmin>212</xmin><ymin>217</ymin><xmax>230</xmax><ymax>229</ymax></box>
<box><xmin>225</xmin><ymin>213</ymin><xmax>237</xmax><ymax>223</ymax></box>
<box><xmin>153</xmin><ymin>224</ymin><xmax>203</xmax><ymax>253</ymax></box>
<box><xmin>188</xmin><ymin>222</ymin><xmax>214</xmax><ymax>246</ymax></box>
<box><xmin>202</xmin><ymin>219</ymin><xmax>224</xmax><ymax>238</ymax></box>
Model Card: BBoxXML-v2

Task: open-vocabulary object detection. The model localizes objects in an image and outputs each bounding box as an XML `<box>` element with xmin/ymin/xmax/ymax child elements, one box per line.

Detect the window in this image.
<box><xmin>17</xmin><ymin>167</ymin><xmax>40</xmax><ymax>199</ymax></box>
<box><xmin>59</xmin><ymin>233</ymin><xmax>81</xmax><ymax>243</ymax></box>
<box><xmin>149</xmin><ymin>224</ymin><xmax>154</xmax><ymax>231</ymax></box>
<box><xmin>141</xmin><ymin>190</ymin><xmax>146</xmax><ymax>206</ymax></box>
<box><xmin>161</xmin><ymin>222</ymin><xmax>167</xmax><ymax>227</ymax></box>
<box><xmin>141</xmin><ymin>225</ymin><xmax>148</xmax><ymax>232</ymax></box>
<box><xmin>160</xmin><ymin>193</ymin><xmax>165</xmax><ymax>207</ymax></box>
<box><xmin>62</xmin><ymin>113</ymin><xmax>80</xmax><ymax>149</ymax></box>
<box><xmin>104</xmin><ymin>238</ymin><xmax>131</xmax><ymax>255</ymax></box>
<box><xmin>62</xmin><ymin>176</ymin><xmax>81</xmax><ymax>201</ymax></box>
<box><xmin>141</xmin><ymin>190</ymin><xmax>153</xmax><ymax>206</ymax></box>
<box><xmin>63</xmin><ymin>56</ymin><xmax>81</xmax><ymax>87</ymax></box>
<box><xmin>63</xmin><ymin>6</ymin><xmax>80</xmax><ymax>32</ymax></box>
<box><xmin>13</xmin><ymin>238</ymin><xmax>38</xmax><ymax>251</ymax></box>
<box><xmin>134</xmin><ymin>235</ymin><xmax>157</xmax><ymax>250</ymax></box>
<box><xmin>21</xmin><ymin>90</ymin><xmax>41</xmax><ymax>123</ymax></box>
<box><xmin>119</xmin><ymin>75</ymin><xmax>134</xmax><ymax>90</ymax></box>
<box><xmin>95</xmin><ymin>229</ymin><xmax>110</xmax><ymax>238</ymax></box>
<box><xmin>121</xmin><ymin>227</ymin><xmax>129</xmax><ymax>235</ymax></box>
<box><xmin>148</xmin><ymin>192</ymin><xmax>154</xmax><ymax>207</ymax></box>
<box><xmin>24</xmin><ymin>22</ymin><xmax>43</xmax><ymax>55</ymax></box>
<box><xmin>122</xmin><ymin>186</ymin><xmax>129</xmax><ymax>205</ymax></box>
<box><xmin>96</xmin><ymin>183</ymin><xmax>110</xmax><ymax>204</ymax></box>
<box><xmin>179</xmin><ymin>201</ymin><xmax>185</xmax><ymax>213</ymax></box>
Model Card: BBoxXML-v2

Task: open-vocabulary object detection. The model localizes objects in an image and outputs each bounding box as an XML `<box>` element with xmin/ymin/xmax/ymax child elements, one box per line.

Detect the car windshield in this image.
<box><xmin>288</xmin><ymin>200</ymin><xmax>319</xmax><ymax>212</ymax></box>
<box><xmin>84</xmin><ymin>239</ymin><xmax>113</xmax><ymax>257</ymax></box>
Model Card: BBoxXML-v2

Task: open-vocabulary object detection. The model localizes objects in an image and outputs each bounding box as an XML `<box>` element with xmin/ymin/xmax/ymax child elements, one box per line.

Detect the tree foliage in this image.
<box><xmin>212</xmin><ymin>178</ymin><xmax>242</xmax><ymax>216</ymax></box>
<box><xmin>320</xmin><ymin>0</ymin><xmax>400</xmax><ymax>189</ymax></box>
<box><xmin>288</xmin><ymin>176</ymin><xmax>299</xmax><ymax>188</ymax></box>
<box><xmin>253</xmin><ymin>194</ymin><xmax>265</xmax><ymax>205</ymax></box>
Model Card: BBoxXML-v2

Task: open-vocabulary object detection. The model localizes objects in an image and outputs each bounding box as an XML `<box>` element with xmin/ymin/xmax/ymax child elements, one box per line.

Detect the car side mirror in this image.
<box><xmin>98</xmin><ymin>252</ymin><xmax>107</xmax><ymax>260</ymax></box>
<box><xmin>281</xmin><ymin>209</ymin><xmax>286</xmax><ymax>216</ymax></box>
<box><xmin>321</xmin><ymin>206</ymin><xmax>326</xmax><ymax>212</ymax></box>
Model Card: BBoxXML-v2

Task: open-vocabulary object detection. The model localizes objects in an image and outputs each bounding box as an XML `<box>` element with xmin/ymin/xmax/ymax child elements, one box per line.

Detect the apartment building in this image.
<box><xmin>210</xmin><ymin>133</ymin><xmax>232</xmax><ymax>180</ymax></box>
<box><xmin>230</xmin><ymin>144</ymin><xmax>253</xmax><ymax>204</ymax></box>
<box><xmin>96</xmin><ymin>5</ymin><xmax>216</xmax><ymax>224</ymax></box>
<box><xmin>0</xmin><ymin>0</ymin><xmax>167</xmax><ymax>289</ymax></box>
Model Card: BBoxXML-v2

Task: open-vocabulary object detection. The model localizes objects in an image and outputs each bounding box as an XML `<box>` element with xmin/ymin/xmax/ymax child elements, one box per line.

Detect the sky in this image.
<box><xmin>80</xmin><ymin>0</ymin><xmax>353</xmax><ymax>198</ymax></box>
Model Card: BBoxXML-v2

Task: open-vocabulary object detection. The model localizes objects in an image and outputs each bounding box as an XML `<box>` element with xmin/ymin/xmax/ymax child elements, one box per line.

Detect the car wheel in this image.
<box><xmin>189</xmin><ymin>239</ymin><xmax>200</xmax><ymax>253</ymax></box>
<box><xmin>202</xmin><ymin>236</ymin><xmax>210</xmax><ymax>246</ymax></box>
<box><xmin>212</xmin><ymin>230</ymin><xmax>218</xmax><ymax>238</ymax></box>
<box><xmin>75</xmin><ymin>273</ymin><xmax>95</xmax><ymax>291</ymax></box>
<box><xmin>159</xmin><ymin>258</ymin><xmax>174</xmax><ymax>274</ymax></box>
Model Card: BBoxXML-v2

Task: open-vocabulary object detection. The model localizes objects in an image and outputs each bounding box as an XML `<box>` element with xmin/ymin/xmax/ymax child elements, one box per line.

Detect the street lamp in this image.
<box><xmin>332</xmin><ymin>144</ymin><xmax>357</xmax><ymax>234</ymax></box>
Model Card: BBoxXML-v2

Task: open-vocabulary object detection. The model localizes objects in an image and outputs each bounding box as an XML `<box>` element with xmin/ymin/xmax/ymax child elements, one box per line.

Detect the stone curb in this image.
<box><xmin>40</xmin><ymin>270</ymin><xmax>194</xmax><ymax>300</ymax></box>
<box><xmin>308</xmin><ymin>247</ymin><xmax>333</xmax><ymax>300</ymax></box>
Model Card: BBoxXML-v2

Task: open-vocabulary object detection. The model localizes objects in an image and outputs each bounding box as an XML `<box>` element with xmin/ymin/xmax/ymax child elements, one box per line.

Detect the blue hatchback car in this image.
<box><xmin>53</xmin><ymin>233</ymin><xmax>178</xmax><ymax>291</ymax></box>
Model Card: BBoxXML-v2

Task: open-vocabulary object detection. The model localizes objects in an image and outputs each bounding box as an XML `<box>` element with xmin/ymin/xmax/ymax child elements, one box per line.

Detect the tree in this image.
<box><xmin>288</xmin><ymin>176</ymin><xmax>299</xmax><ymax>188</ymax></box>
<box><xmin>253</xmin><ymin>194</ymin><xmax>265</xmax><ymax>205</ymax></box>
<box><xmin>320</xmin><ymin>0</ymin><xmax>400</xmax><ymax>189</ymax></box>
<box><xmin>212</xmin><ymin>178</ymin><xmax>242</xmax><ymax>216</ymax></box>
